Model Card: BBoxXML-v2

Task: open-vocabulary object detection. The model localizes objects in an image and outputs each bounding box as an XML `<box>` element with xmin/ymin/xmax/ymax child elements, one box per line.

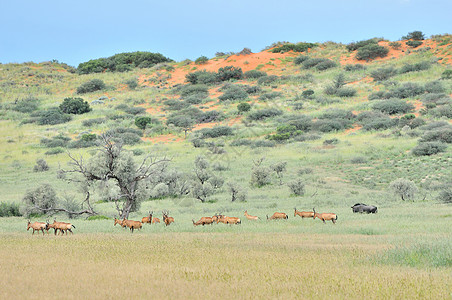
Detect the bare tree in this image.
<box><xmin>59</xmin><ymin>134</ymin><xmax>170</xmax><ymax>218</ymax></box>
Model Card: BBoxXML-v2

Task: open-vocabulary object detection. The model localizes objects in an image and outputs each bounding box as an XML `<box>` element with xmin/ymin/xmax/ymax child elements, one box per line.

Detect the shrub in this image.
<box><xmin>45</xmin><ymin>148</ymin><xmax>64</xmax><ymax>155</ymax></box>
<box><xmin>344</xmin><ymin>64</ymin><xmax>366</xmax><ymax>71</ymax></box>
<box><xmin>370</xmin><ymin>66</ymin><xmax>398</xmax><ymax>81</ymax></box>
<box><xmin>424</xmin><ymin>81</ymin><xmax>445</xmax><ymax>94</ymax></box>
<box><xmin>0</xmin><ymin>202</ymin><xmax>21</xmax><ymax>217</ymax></box>
<box><xmin>363</xmin><ymin>117</ymin><xmax>398</xmax><ymax>131</ymax></box>
<box><xmin>294</xmin><ymin>55</ymin><xmax>310</xmax><ymax>65</ymax></box>
<box><xmin>302</xmin><ymin>89</ymin><xmax>315</xmax><ymax>98</ymax></box>
<box><xmin>184</xmin><ymin>93</ymin><xmax>206</xmax><ymax>104</ymax></box>
<box><xmin>283</xmin><ymin>114</ymin><xmax>313</xmax><ymax>131</ymax></box>
<box><xmin>350</xmin><ymin>156</ymin><xmax>368</xmax><ymax>164</ymax></box>
<box><xmin>389</xmin><ymin>41</ymin><xmax>402</xmax><ymax>50</ymax></box>
<box><xmin>198</xmin><ymin>110</ymin><xmax>223</xmax><ymax>123</ymax></box>
<box><xmin>336</xmin><ymin>87</ymin><xmax>357</xmax><ymax>97</ymax></box>
<box><xmin>227</xmin><ymin>182</ymin><xmax>247</xmax><ymax>202</ymax></box>
<box><xmin>185</xmin><ymin>70</ymin><xmax>218</xmax><ymax>85</ymax></box>
<box><xmin>76</xmin><ymin>79</ymin><xmax>106</xmax><ymax>94</ymax></box>
<box><xmin>412</xmin><ymin>142</ymin><xmax>447</xmax><ymax>156</ymax></box>
<box><xmin>123</xmin><ymin>106</ymin><xmax>146</xmax><ymax>115</ymax></box>
<box><xmin>244</xmin><ymin>70</ymin><xmax>267</xmax><ymax>79</ymax></box>
<box><xmin>346</xmin><ymin>38</ymin><xmax>379</xmax><ymax>51</ymax></box>
<box><xmin>12</xmin><ymin>96</ymin><xmax>39</xmax><ymax>113</ymax></box>
<box><xmin>68</xmin><ymin>133</ymin><xmax>98</xmax><ymax>148</ymax></box>
<box><xmin>319</xmin><ymin>108</ymin><xmax>355</xmax><ymax>121</ymax></box>
<box><xmin>315</xmin><ymin>60</ymin><xmax>337</xmax><ymax>71</ymax></box>
<box><xmin>230</xmin><ymin>139</ymin><xmax>253</xmax><ymax>146</ymax></box>
<box><xmin>390</xmin><ymin>83</ymin><xmax>425</xmax><ymax>98</ymax></box>
<box><xmin>441</xmin><ymin>69</ymin><xmax>452</xmax><ymax>80</ymax></box>
<box><xmin>259</xmin><ymin>91</ymin><xmax>282</xmax><ymax>101</ymax></box>
<box><xmin>198</xmin><ymin>126</ymin><xmax>233</xmax><ymax>138</ymax></box>
<box><xmin>217</xmin><ymin>66</ymin><xmax>243</xmax><ymax>81</ymax></box>
<box><xmin>244</xmin><ymin>85</ymin><xmax>262</xmax><ymax>94</ymax></box>
<box><xmin>218</xmin><ymin>85</ymin><xmax>248</xmax><ymax>101</ymax></box>
<box><xmin>399</xmin><ymin>61</ymin><xmax>431</xmax><ymax>74</ymax></box>
<box><xmin>21</xmin><ymin>184</ymin><xmax>58</xmax><ymax>217</ymax></box>
<box><xmin>135</xmin><ymin>116</ymin><xmax>159</xmax><ymax>130</ymax></box>
<box><xmin>406</xmin><ymin>40</ymin><xmax>423</xmax><ymax>48</ymax></box>
<box><xmin>163</xmin><ymin>99</ymin><xmax>190</xmax><ymax>111</ymax></box>
<box><xmin>247</xmin><ymin>108</ymin><xmax>283</xmax><ymax>121</ymax></box>
<box><xmin>430</xmin><ymin>105</ymin><xmax>452</xmax><ymax>118</ymax></box>
<box><xmin>237</xmin><ymin>102</ymin><xmax>251</xmax><ymax>113</ymax></box>
<box><xmin>179</xmin><ymin>84</ymin><xmax>209</xmax><ymax>98</ymax></box>
<box><xmin>302</xmin><ymin>58</ymin><xmax>336</xmax><ymax>70</ymax></box>
<box><xmin>257</xmin><ymin>75</ymin><xmax>278</xmax><ymax>85</ymax></box>
<box><xmin>402</xmin><ymin>31</ymin><xmax>425</xmax><ymax>40</ymax></box>
<box><xmin>106</xmin><ymin>127</ymin><xmax>143</xmax><ymax>145</ymax></box>
<box><xmin>288</xmin><ymin>178</ymin><xmax>305</xmax><ymax>196</ymax></box>
<box><xmin>59</xmin><ymin>97</ymin><xmax>92</xmax><ymax>114</ymax></box>
<box><xmin>389</xmin><ymin>178</ymin><xmax>418</xmax><ymax>201</ymax></box>
<box><xmin>252</xmin><ymin>140</ymin><xmax>276</xmax><ymax>148</ymax></box>
<box><xmin>438</xmin><ymin>188</ymin><xmax>452</xmax><ymax>204</ymax></box>
<box><xmin>195</xmin><ymin>56</ymin><xmax>209</xmax><ymax>65</ymax></box>
<box><xmin>35</xmin><ymin>108</ymin><xmax>72</xmax><ymax>125</ymax></box>
<box><xmin>312</xmin><ymin>119</ymin><xmax>348</xmax><ymax>132</ymax></box>
<box><xmin>82</xmin><ymin>118</ymin><xmax>105</xmax><ymax>127</ymax></box>
<box><xmin>270</xmin><ymin>42</ymin><xmax>317</xmax><ymax>53</ymax></box>
<box><xmin>41</xmin><ymin>134</ymin><xmax>71</xmax><ymax>148</ymax></box>
<box><xmin>125</xmin><ymin>78</ymin><xmax>138</xmax><ymax>90</ymax></box>
<box><xmin>420</xmin><ymin>128</ymin><xmax>452</xmax><ymax>143</ymax></box>
<box><xmin>33</xmin><ymin>159</ymin><xmax>49</xmax><ymax>172</ymax></box>
<box><xmin>250</xmin><ymin>166</ymin><xmax>272</xmax><ymax>187</ymax></box>
<box><xmin>356</xmin><ymin>44</ymin><xmax>389</xmax><ymax>61</ymax></box>
<box><xmin>373</xmin><ymin>99</ymin><xmax>414</xmax><ymax>115</ymax></box>
<box><xmin>323</xmin><ymin>138</ymin><xmax>339</xmax><ymax>145</ymax></box>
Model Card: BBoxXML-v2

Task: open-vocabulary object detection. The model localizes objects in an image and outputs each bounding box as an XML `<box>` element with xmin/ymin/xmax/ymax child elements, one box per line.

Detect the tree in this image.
<box><xmin>190</xmin><ymin>155</ymin><xmax>223</xmax><ymax>202</ymax></box>
<box><xmin>59</xmin><ymin>134</ymin><xmax>170</xmax><ymax>218</ymax></box>
<box><xmin>227</xmin><ymin>182</ymin><xmax>247</xmax><ymax>202</ymax></box>
<box><xmin>59</xmin><ymin>97</ymin><xmax>92</xmax><ymax>114</ymax></box>
<box><xmin>271</xmin><ymin>161</ymin><xmax>287</xmax><ymax>185</ymax></box>
<box><xmin>402</xmin><ymin>31</ymin><xmax>425</xmax><ymax>40</ymax></box>
<box><xmin>135</xmin><ymin>116</ymin><xmax>154</xmax><ymax>130</ymax></box>
<box><xmin>389</xmin><ymin>178</ymin><xmax>418</xmax><ymax>201</ymax></box>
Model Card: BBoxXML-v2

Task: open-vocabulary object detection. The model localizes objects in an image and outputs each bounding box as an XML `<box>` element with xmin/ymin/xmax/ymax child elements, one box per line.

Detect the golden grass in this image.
<box><xmin>0</xmin><ymin>233</ymin><xmax>450</xmax><ymax>299</ymax></box>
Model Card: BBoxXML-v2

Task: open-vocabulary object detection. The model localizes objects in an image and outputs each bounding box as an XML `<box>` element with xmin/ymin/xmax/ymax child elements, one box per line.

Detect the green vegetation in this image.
<box><xmin>270</xmin><ymin>42</ymin><xmax>317</xmax><ymax>53</ymax></box>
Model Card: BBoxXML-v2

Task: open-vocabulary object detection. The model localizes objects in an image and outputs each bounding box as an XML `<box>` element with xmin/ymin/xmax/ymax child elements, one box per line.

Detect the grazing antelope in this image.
<box><xmin>27</xmin><ymin>220</ymin><xmax>48</xmax><ymax>235</ymax></box>
<box><xmin>244</xmin><ymin>210</ymin><xmax>259</xmax><ymax>220</ymax></box>
<box><xmin>114</xmin><ymin>218</ymin><xmax>125</xmax><ymax>227</ymax></box>
<box><xmin>162</xmin><ymin>211</ymin><xmax>174</xmax><ymax>226</ymax></box>
<box><xmin>225</xmin><ymin>216</ymin><xmax>241</xmax><ymax>225</ymax></box>
<box><xmin>152</xmin><ymin>217</ymin><xmax>160</xmax><ymax>224</ymax></box>
<box><xmin>122</xmin><ymin>219</ymin><xmax>142</xmax><ymax>233</ymax></box>
<box><xmin>294</xmin><ymin>208</ymin><xmax>314</xmax><ymax>219</ymax></box>
<box><xmin>313</xmin><ymin>208</ymin><xmax>337</xmax><ymax>224</ymax></box>
<box><xmin>266</xmin><ymin>212</ymin><xmax>288</xmax><ymax>220</ymax></box>
<box><xmin>141</xmin><ymin>211</ymin><xmax>153</xmax><ymax>224</ymax></box>
<box><xmin>192</xmin><ymin>216</ymin><xmax>214</xmax><ymax>226</ymax></box>
<box><xmin>214</xmin><ymin>214</ymin><xmax>227</xmax><ymax>224</ymax></box>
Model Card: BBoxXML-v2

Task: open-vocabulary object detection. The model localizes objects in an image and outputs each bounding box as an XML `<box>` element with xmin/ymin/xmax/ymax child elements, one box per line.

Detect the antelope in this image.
<box><xmin>267</xmin><ymin>212</ymin><xmax>288</xmax><ymax>220</ymax></box>
<box><xmin>313</xmin><ymin>208</ymin><xmax>337</xmax><ymax>224</ymax></box>
<box><xmin>27</xmin><ymin>220</ymin><xmax>48</xmax><ymax>235</ymax></box>
<box><xmin>214</xmin><ymin>214</ymin><xmax>227</xmax><ymax>224</ymax></box>
<box><xmin>193</xmin><ymin>217</ymin><xmax>214</xmax><ymax>226</ymax></box>
<box><xmin>141</xmin><ymin>211</ymin><xmax>153</xmax><ymax>224</ymax></box>
<box><xmin>114</xmin><ymin>218</ymin><xmax>125</xmax><ymax>227</ymax></box>
<box><xmin>59</xmin><ymin>221</ymin><xmax>76</xmax><ymax>235</ymax></box>
<box><xmin>294</xmin><ymin>208</ymin><xmax>314</xmax><ymax>219</ymax></box>
<box><xmin>152</xmin><ymin>217</ymin><xmax>160</xmax><ymax>224</ymax></box>
<box><xmin>122</xmin><ymin>219</ymin><xmax>142</xmax><ymax>233</ymax></box>
<box><xmin>225</xmin><ymin>217</ymin><xmax>241</xmax><ymax>225</ymax></box>
<box><xmin>244</xmin><ymin>210</ymin><xmax>259</xmax><ymax>220</ymax></box>
<box><xmin>162</xmin><ymin>211</ymin><xmax>174</xmax><ymax>226</ymax></box>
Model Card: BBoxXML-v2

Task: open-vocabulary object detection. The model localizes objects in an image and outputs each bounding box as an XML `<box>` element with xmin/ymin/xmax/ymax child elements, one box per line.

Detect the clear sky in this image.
<box><xmin>0</xmin><ymin>0</ymin><xmax>450</xmax><ymax>67</ymax></box>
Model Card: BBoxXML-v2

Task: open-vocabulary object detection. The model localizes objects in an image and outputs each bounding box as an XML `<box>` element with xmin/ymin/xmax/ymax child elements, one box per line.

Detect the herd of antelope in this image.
<box><xmin>27</xmin><ymin>207</ymin><xmax>339</xmax><ymax>235</ymax></box>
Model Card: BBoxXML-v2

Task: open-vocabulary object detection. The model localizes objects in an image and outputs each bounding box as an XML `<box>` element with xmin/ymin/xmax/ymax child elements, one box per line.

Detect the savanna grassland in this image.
<box><xmin>0</xmin><ymin>34</ymin><xmax>451</xmax><ymax>299</ymax></box>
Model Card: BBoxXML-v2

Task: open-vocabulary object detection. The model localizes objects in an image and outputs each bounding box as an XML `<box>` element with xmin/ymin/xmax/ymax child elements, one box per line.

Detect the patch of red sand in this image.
<box><xmin>143</xmin><ymin>134</ymin><xmax>182</xmax><ymax>144</ymax></box>
<box><xmin>343</xmin><ymin>125</ymin><xmax>362</xmax><ymax>135</ymax></box>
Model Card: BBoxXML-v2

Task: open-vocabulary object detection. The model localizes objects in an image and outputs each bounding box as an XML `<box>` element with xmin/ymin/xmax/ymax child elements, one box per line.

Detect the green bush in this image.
<box><xmin>45</xmin><ymin>148</ymin><xmax>64</xmax><ymax>155</ymax></box>
<box><xmin>185</xmin><ymin>70</ymin><xmax>219</xmax><ymax>85</ymax></box>
<box><xmin>424</xmin><ymin>81</ymin><xmax>445</xmax><ymax>94</ymax></box>
<box><xmin>270</xmin><ymin>42</ymin><xmax>317</xmax><ymax>53</ymax></box>
<box><xmin>441</xmin><ymin>69</ymin><xmax>452</xmax><ymax>80</ymax></box>
<box><xmin>125</xmin><ymin>78</ymin><xmax>139</xmax><ymax>90</ymax></box>
<box><xmin>198</xmin><ymin>126</ymin><xmax>233</xmax><ymax>138</ymax></box>
<box><xmin>106</xmin><ymin>127</ymin><xmax>143</xmax><ymax>145</ymax></box>
<box><xmin>438</xmin><ymin>188</ymin><xmax>452</xmax><ymax>204</ymax></box>
<box><xmin>420</xmin><ymin>128</ymin><xmax>452</xmax><ymax>144</ymax></box>
<box><xmin>166</xmin><ymin>115</ymin><xmax>195</xmax><ymax>130</ymax></box>
<box><xmin>302</xmin><ymin>89</ymin><xmax>315</xmax><ymax>98</ymax></box>
<box><xmin>237</xmin><ymin>102</ymin><xmax>251</xmax><ymax>113</ymax></box>
<box><xmin>11</xmin><ymin>96</ymin><xmax>39</xmax><ymax>113</ymax></box>
<box><xmin>312</xmin><ymin>119</ymin><xmax>348</xmax><ymax>132</ymax></box>
<box><xmin>41</xmin><ymin>134</ymin><xmax>71</xmax><ymax>148</ymax></box>
<box><xmin>362</xmin><ymin>117</ymin><xmax>398</xmax><ymax>131</ymax></box>
<box><xmin>406</xmin><ymin>40</ymin><xmax>423</xmax><ymax>48</ymax></box>
<box><xmin>389</xmin><ymin>41</ymin><xmax>402</xmax><ymax>50</ymax></box>
<box><xmin>135</xmin><ymin>116</ymin><xmax>159</xmax><ymax>130</ymax></box>
<box><xmin>294</xmin><ymin>55</ymin><xmax>310</xmax><ymax>65</ymax></box>
<box><xmin>389</xmin><ymin>83</ymin><xmax>425</xmax><ymax>98</ymax></box>
<box><xmin>344</xmin><ymin>64</ymin><xmax>366</xmax><ymax>71</ymax></box>
<box><xmin>399</xmin><ymin>61</ymin><xmax>431</xmax><ymax>74</ymax></box>
<box><xmin>429</xmin><ymin>105</ymin><xmax>452</xmax><ymax>118</ymax></box>
<box><xmin>247</xmin><ymin>108</ymin><xmax>283</xmax><ymax>121</ymax></box>
<box><xmin>302</xmin><ymin>58</ymin><xmax>336</xmax><ymax>70</ymax></box>
<box><xmin>123</xmin><ymin>106</ymin><xmax>146</xmax><ymax>115</ymax></box>
<box><xmin>35</xmin><ymin>108</ymin><xmax>72</xmax><ymax>125</ymax></box>
<box><xmin>402</xmin><ymin>31</ymin><xmax>425</xmax><ymax>40</ymax></box>
<box><xmin>252</xmin><ymin>140</ymin><xmax>276</xmax><ymax>148</ymax></box>
<box><xmin>244</xmin><ymin>70</ymin><xmax>267</xmax><ymax>79</ymax></box>
<box><xmin>33</xmin><ymin>159</ymin><xmax>49</xmax><ymax>172</ymax></box>
<box><xmin>287</xmin><ymin>178</ymin><xmax>305</xmax><ymax>196</ymax></box>
<box><xmin>346</xmin><ymin>38</ymin><xmax>380</xmax><ymax>51</ymax></box>
<box><xmin>373</xmin><ymin>99</ymin><xmax>414</xmax><ymax>115</ymax></box>
<box><xmin>244</xmin><ymin>85</ymin><xmax>262</xmax><ymax>94</ymax></box>
<box><xmin>217</xmin><ymin>66</ymin><xmax>243</xmax><ymax>81</ymax></box>
<box><xmin>218</xmin><ymin>85</ymin><xmax>248</xmax><ymax>101</ymax></box>
<box><xmin>282</xmin><ymin>114</ymin><xmax>313</xmax><ymax>131</ymax></box>
<box><xmin>370</xmin><ymin>66</ymin><xmax>398</xmax><ymax>81</ymax></box>
<box><xmin>0</xmin><ymin>202</ymin><xmax>22</xmax><ymax>217</ymax></box>
<box><xmin>230</xmin><ymin>139</ymin><xmax>253</xmax><ymax>147</ymax></box>
<box><xmin>184</xmin><ymin>93</ymin><xmax>207</xmax><ymax>104</ymax></box>
<box><xmin>336</xmin><ymin>87</ymin><xmax>357</xmax><ymax>97</ymax></box>
<box><xmin>257</xmin><ymin>75</ymin><xmax>278</xmax><ymax>85</ymax></box>
<box><xmin>259</xmin><ymin>91</ymin><xmax>282</xmax><ymax>101</ymax></box>
<box><xmin>76</xmin><ymin>79</ymin><xmax>106</xmax><ymax>94</ymax></box>
<box><xmin>179</xmin><ymin>84</ymin><xmax>209</xmax><ymax>98</ymax></box>
<box><xmin>68</xmin><ymin>134</ymin><xmax>98</xmax><ymax>149</ymax></box>
<box><xmin>356</xmin><ymin>44</ymin><xmax>389</xmax><ymax>61</ymax></box>
<box><xmin>21</xmin><ymin>184</ymin><xmax>58</xmax><ymax>217</ymax></box>
<box><xmin>163</xmin><ymin>99</ymin><xmax>190</xmax><ymax>111</ymax></box>
<box><xmin>412</xmin><ymin>142</ymin><xmax>447</xmax><ymax>156</ymax></box>
<box><xmin>59</xmin><ymin>97</ymin><xmax>92</xmax><ymax>114</ymax></box>
<box><xmin>195</xmin><ymin>56</ymin><xmax>209</xmax><ymax>65</ymax></box>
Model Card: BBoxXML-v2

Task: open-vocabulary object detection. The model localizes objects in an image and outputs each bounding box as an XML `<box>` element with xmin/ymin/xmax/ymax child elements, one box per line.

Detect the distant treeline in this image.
<box><xmin>77</xmin><ymin>51</ymin><xmax>173</xmax><ymax>74</ymax></box>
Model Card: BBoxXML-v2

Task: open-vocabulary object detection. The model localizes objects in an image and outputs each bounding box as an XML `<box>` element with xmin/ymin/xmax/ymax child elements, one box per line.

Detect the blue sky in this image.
<box><xmin>0</xmin><ymin>0</ymin><xmax>450</xmax><ymax>67</ymax></box>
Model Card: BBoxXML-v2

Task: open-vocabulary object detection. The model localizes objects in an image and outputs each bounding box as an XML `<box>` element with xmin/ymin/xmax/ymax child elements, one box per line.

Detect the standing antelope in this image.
<box><xmin>225</xmin><ymin>217</ymin><xmax>241</xmax><ymax>225</ymax></box>
<box><xmin>122</xmin><ymin>219</ymin><xmax>143</xmax><ymax>233</ymax></box>
<box><xmin>294</xmin><ymin>208</ymin><xmax>314</xmax><ymax>219</ymax></box>
<box><xmin>114</xmin><ymin>218</ymin><xmax>125</xmax><ymax>227</ymax></box>
<box><xmin>313</xmin><ymin>208</ymin><xmax>337</xmax><ymax>224</ymax></box>
<box><xmin>27</xmin><ymin>220</ymin><xmax>48</xmax><ymax>235</ymax></box>
<box><xmin>141</xmin><ymin>211</ymin><xmax>153</xmax><ymax>224</ymax></box>
<box><xmin>267</xmin><ymin>212</ymin><xmax>288</xmax><ymax>220</ymax></box>
<box><xmin>48</xmin><ymin>219</ymin><xmax>75</xmax><ymax>235</ymax></box>
<box><xmin>162</xmin><ymin>211</ymin><xmax>174</xmax><ymax>226</ymax></box>
<box><xmin>152</xmin><ymin>217</ymin><xmax>160</xmax><ymax>224</ymax></box>
<box><xmin>244</xmin><ymin>210</ymin><xmax>259</xmax><ymax>220</ymax></box>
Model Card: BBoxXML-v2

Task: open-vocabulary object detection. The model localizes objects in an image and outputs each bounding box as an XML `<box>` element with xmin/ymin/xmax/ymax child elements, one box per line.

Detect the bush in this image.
<box><xmin>21</xmin><ymin>184</ymin><xmax>58</xmax><ymax>217</ymax></box>
<box><xmin>438</xmin><ymin>188</ymin><xmax>452</xmax><ymax>204</ymax></box>
<box><xmin>68</xmin><ymin>133</ymin><xmax>98</xmax><ymax>148</ymax></box>
<box><xmin>302</xmin><ymin>58</ymin><xmax>336</xmax><ymax>70</ymax></box>
<box><xmin>430</xmin><ymin>105</ymin><xmax>452</xmax><ymax>118</ymax></box>
<box><xmin>244</xmin><ymin>70</ymin><xmax>267</xmax><ymax>79</ymax></box>
<box><xmin>283</xmin><ymin>114</ymin><xmax>313</xmax><ymax>131</ymax></box>
<box><xmin>0</xmin><ymin>202</ymin><xmax>21</xmax><ymax>217</ymax></box>
<box><xmin>250</xmin><ymin>166</ymin><xmax>272</xmax><ymax>187</ymax></box>
<box><xmin>59</xmin><ymin>97</ymin><xmax>92</xmax><ymax>114</ymax></box>
<box><xmin>420</xmin><ymin>128</ymin><xmax>452</xmax><ymax>143</ymax></box>
<box><xmin>412</xmin><ymin>142</ymin><xmax>447</xmax><ymax>156</ymax></box>
<box><xmin>247</xmin><ymin>108</ymin><xmax>283</xmax><ymax>121</ymax></box>
<box><xmin>362</xmin><ymin>117</ymin><xmax>398</xmax><ymax>131</ymax></box>
<box><xmin>336</xmin><ymin>87</ymin><xmax>357</xmax><ymax>97</ymax></box>
<box><xmin>195</xmin><ymin>56</ymin><xmax>209</xmax><ymax>65</ymax></box>
<box><xmin>197</xmin><ymin>126</ymin><xmax>233</xmax><ymax>138</ymax></box>
<box><xmin>406</xmin><ymin>40</ymin><xmax>423</xmax><ymax>48</ymax></box>
<box><xmin>294</xmin><ymin>55</ymin><xmax>310</xmax><ymax>65</ymax></box>
<box><xmin>237</xmin><ymin>102</ymin><xmax>251</xmax><ymax>113</ymax></box>
<box><xmin>163</xmin><ymin>99</ymin><xmax>190</xmax><ymax>111</ymax></box>
<box><xmin>257</xmin><ymin>75</ymin><xmax>278</xmax><ymax>85</ymax></box>
<box><xmin>287</xmin><ymin>178</ymin><xmax>305</xmax><ymax>196</ymax></box>
<box><xmin>389</xmin><ymin>178</ymin><xmax>418</xmax><ymax>201</ymax></box>
<box><xmin>41</xmin><ymin>134</ymin><xmax>71</xmax><ymax>148</ymax></box>
<box><xmin>82</xmin><ymin>118</ymin><xmax>105</xmax><ymax>127</ymax></box>
<box><xmin>302</xmin><ymin>89</ymin><xmax>315</xmax><ymax>98</ymax></box>
<box><xmin>373</xmin><ymin>99</ymin><xmax>414</xmax><ymax>115</ymax></box>
<box><xmin>45</xmin><ymin>148</ymin><xmax>64</xmax><ymax>155</ymax></box>
<box><xmin>33</xmin><ymin>159</ymin><xmax>49</xmax><ymax>172</ymax></box>
<box><xmin>424</xmin><ymin>81</ymin><xmax>445</xmax><ymax>94</ymax></box>
<box><xmin>244</xmin><ymin>85</ymin><xmax>262</xmax><ymax>94</ymax></box>
<box><xmin>259</xmin><ymin>91</ymin><xmax>282</xmax><ymax>101</ymax></box>
<box><xmin>76</xmin><ymin>79</ymin><xmax>106</xmax><ymax>94</ymax></box>
<box><xmin>370</xmin><ymin>66</ymin><xmax>398</xmax><ymax>81</ymax></box>
<box><xmin>390</xmin><ymin>83</ymin><xmax>425</xmax><ymax>98</ymax></box>
<box><xmin>346</xmin><ymin>38</ymin><xmax>379</xmax><ymax>51</ymax></box>
<box><xmin>185</xmin><ymin>70</ymin><xmax>218</xmax><ymax>85</ymax></box>
<box><xmin>399</xmin><ymin>61</ymin><xmax>431</xmax><ymax>74</ymax></box>
<box><xmin>344</xmin><ymin>64</ymin><xmax>366</xmax><ymax>71</ymax></box>
<box><xmin>402</xmin><ymin>31</ymin><xmax>425</xmax><ymax>40</ymax></box>
<box><xmin>252</xmin><ymin>140</ymin><xmax>276</xmax><ymax>148</ymax></box>
<box><xmin>123</xmin><ymin>106</ymin><xmax>146</xmax><ymax>115</ymax></box>
<box><xmin>312</xmin><ymin>119</ymin><xmax>348</xmax><ymax>132</ymax></box>
<box><xmin>135</xmin><ymin>116</ymin><xmax>159</xmax><ymax>130</ymax></box>
<box><xmin>270</xmin><ymin>42</ymin><xmax>317</xmax><ymax>53</ymax></box>
<box><xmin>11</xmin><ymin>96</ymin><xmax>39</xmax><ymax>113</ymax></box>
<box><xmin>125</xmin><ymin>78</ymin><xmax>138</xmax><ymax>90</ymax></box>
<box><xmin>35</xmin><ymin>108</ymin><xmax>72</xmax><ymax>125</ymax></box>
<box><xmin>179</xmin><ymin>84</ymin><xmax>209</xmax><ymax>98</ymax></box>
<box><xmin>441</xmin><ymin>70</ymin><xmax>452</xmax><ymax>80</ymax></box>
<box><xmin>389</xmin><ymin>41</ymin><xmax>402</xmax><ymax>50</ymax></box>
<box><xmin>356</xmin><ymin>44</ymin><xmax>389</xmax><ymax>61</ymax></box>
<box><xmin>106</xmin><ymin>127</ymin><xmax>143</xmax><ymax>145</ymax></box>
<box><xmin>227</xmin><ymin>182</ymin><xmax>247</xmax><ymax>202</ymax></box>
<box><xmin>217</xmin><ymin>66</ymin><xmax>243</xmax><ymax>81</ymax></box>
<box><xmin>184</xmin><ymin>93</ymin><xmax>207</xmax><ymax>104</ymax></box>
<box><xmin>316</xmin><ymin>60</ymin><xmax>337</xmax><ymax>71</ymax></box>
<box><xmin>218</xmin><ymin>85</ymin><xmax>248</xmax><ymax>101</ymax></box>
